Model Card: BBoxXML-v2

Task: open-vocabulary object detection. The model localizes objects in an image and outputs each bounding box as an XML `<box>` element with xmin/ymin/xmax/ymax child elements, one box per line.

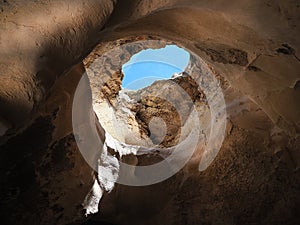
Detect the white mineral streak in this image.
<box><xmin>98</xmin><ymin>141</ymin><xmax>120</xmax><ymax>190</ymax></box>
<box><xmin>83</xmin><ymin>132</ymin><xmax>141</xmax><ymax>216</ymax></box>
<box><xmin>83</xmin><ymin>180</ymin><xmax>103</xmax><ymax>216</ymax></box>
<box><xmin>105</xmin><ymin>132</ymin><xmax>140</xmax><ymax>157</ymax></box>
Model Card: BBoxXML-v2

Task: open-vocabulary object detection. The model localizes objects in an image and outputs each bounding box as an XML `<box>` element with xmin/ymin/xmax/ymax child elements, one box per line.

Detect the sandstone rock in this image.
<box><xmin>0</xmin><ymin>1</ymin><xmax>299</xmax><ymax>225</ymax></box>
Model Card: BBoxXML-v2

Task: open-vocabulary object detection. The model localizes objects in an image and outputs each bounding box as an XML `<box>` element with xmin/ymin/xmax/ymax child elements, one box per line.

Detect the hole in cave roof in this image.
<box><xmin>121</xmin><ymin>45</ymin><xmax>190</xmax><ymax>90</ymax></box>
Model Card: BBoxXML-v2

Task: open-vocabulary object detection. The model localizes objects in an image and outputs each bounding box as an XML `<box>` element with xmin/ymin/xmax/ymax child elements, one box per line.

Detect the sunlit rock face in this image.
<box><xmin>85</xmin><ymin>40</ymin><xmax>210</xmax><ymax>148</ymax></box>
<box><xmin>0</xmin><ymin>0</ymin><xmax>300</xmax><ymax>225</ymax></box>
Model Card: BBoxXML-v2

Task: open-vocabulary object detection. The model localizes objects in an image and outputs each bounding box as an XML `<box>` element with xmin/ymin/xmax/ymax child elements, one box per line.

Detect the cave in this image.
<box><xmin>0</xmin><ymin>1</ymin><xmax>299</xmax><ymax>225</ymax></box>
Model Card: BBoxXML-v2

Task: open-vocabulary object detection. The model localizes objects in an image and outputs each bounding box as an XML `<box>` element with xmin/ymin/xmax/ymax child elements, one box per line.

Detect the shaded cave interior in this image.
<box><xmin>0</xmin><ymin>1</ymin><xmax>299</xmax><ymax>224</ymax></box>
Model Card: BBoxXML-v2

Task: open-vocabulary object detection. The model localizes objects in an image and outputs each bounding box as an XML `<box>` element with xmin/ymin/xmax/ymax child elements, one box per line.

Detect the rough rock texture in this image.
<box><xmin>0</xmin><ymin>0</ymin><xmax>300</xmax><ymax>225</ymax></box>
<box><xmin>99</xmin><ymin>69</ymin><xmax>124</xmax><ymax>104</ymax></box>
<box><xmin>0</xmin><ymin>63</ymin><xmax>97</xmax><ymax>225</ymax></box>
<box><xmin>110</xmin><ymin>74</ymin><xmax>206</xmax><ymax>147</ymax></box>
<box><xmin>89</xmin><ymin>63</ymin><xmax>208</xmax><ymax>147</ymax></box>
<box><xmin>0</xmin><ymin>0</ymin><xmax>115</xmax><ymax>127</ymax></box>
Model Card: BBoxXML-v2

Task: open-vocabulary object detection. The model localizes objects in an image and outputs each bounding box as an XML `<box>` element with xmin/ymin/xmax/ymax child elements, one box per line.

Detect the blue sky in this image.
<box><xmin>122</xmin><ymin>45</ymin><xmax>190</xmax><ymax>90</ymax></box>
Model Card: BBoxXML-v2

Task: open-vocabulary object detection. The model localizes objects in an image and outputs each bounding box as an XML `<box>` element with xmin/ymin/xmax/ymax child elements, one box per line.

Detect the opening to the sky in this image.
<box><xmin>122</xmin><ymin>45</ymin><xmax>190</xmax><ymax>90</ymax></box>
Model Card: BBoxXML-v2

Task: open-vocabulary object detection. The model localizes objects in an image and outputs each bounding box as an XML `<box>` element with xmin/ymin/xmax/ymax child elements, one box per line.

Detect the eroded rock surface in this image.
<box><xmin>0</xmin><ymin>1</ymin><xmax>299</xmax><ymax>225</ymax></box>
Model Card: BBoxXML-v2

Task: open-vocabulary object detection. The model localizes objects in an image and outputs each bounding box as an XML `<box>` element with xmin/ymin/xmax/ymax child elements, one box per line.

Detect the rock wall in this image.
<box><xmin>0</xmin><ymin>1</ymin><xmax>299</xmax><ymax>225</ymax></box>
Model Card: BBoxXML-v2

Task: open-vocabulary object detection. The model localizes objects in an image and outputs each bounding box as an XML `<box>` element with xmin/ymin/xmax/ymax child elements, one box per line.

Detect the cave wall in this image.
<box><xmin>0</xmin><ymin>0</ymin><xmax>299</xmax><ymax>225</ymax></box>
